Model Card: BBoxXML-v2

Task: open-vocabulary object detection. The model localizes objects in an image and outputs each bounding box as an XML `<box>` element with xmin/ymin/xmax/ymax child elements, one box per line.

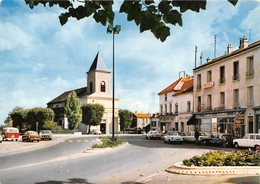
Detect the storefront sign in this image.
<box><xmin>203</xmin><ymin>82</ymin><xmax>215</xmax><ymax>89</ymax></box>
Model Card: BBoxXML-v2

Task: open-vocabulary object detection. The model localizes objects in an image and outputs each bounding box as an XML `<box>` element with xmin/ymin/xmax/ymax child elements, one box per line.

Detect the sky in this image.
<box><xmin>0</xmin><ymin>0</ymin><xmax>260</xmax><ymax>125</ymax></box>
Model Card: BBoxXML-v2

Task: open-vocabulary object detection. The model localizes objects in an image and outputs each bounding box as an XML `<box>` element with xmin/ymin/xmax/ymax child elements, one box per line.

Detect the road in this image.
<box><xmin>0</xmin><ymin>135</ymin><xmax>259</xmax><ymax>184</ymax></box>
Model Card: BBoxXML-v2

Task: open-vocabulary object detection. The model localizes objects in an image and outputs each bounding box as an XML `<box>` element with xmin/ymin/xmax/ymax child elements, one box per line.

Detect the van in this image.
<box><xmin>2</xmin><ymin>127</ymin><xmax>20</xmax><ymax>141</ymax></box>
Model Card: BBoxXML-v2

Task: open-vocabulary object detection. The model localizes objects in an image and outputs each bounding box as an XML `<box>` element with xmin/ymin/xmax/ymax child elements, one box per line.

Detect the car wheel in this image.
<box><xmin>203</xmin><ymin>140</ymin><xmax>207</xmax><ymax>145</ymax></box>
<box><xmin>234</xmin><ymin>142</ymin><xmax>239</xmax><ymax>149</ymax></box>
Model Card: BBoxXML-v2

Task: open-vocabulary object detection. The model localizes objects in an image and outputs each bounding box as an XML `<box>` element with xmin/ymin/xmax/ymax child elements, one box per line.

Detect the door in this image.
<box><xmin>248</xmin><ymin>116</ymin><xmax>253</xmax><ymax>133</ymax></box>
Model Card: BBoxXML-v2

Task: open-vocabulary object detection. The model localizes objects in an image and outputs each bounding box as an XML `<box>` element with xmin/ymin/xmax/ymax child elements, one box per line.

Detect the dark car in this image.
<box><xmin>22</xmin><ymin>131</ymin><xmax>41</xmax><ymax>142</ymax></box>
<box><xmin>200</xmin><ymin>133</ymin><xmax>233</xmax><ymax>147</ymax></box>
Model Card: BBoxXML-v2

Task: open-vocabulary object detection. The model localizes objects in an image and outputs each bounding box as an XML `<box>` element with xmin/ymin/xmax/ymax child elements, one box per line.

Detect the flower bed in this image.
<box><xmin>182</xmin><ymin>150</ymin><xmax>260</xmax><ymax>167</ymax></box>
<box><xmin>92</xmin><ymin>137</ymin><xmax>125</xmax><ymax>148</ymax></box>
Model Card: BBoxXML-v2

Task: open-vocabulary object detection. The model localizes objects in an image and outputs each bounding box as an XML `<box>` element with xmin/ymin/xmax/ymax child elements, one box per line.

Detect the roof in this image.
<box><xmin>158</xmin><ymin>77</ymin><xmax>182</xmax><ymax>95</ymax></box>
<box><xmin>88</xmin><ymin>52</ymin><xmax>109</xmax><ymax>72</ymax></box>
<box><xmin>194</xmin><ymin>40</ymin><xmax>260</xmax><ymax>71</ymax></box>
<box><xmin>158</xmin><ymin>77</ymin><xmax>193</xmax><ymax>95</ymax></box>
<box><xmin>173</xmin><ymin>77</ymin><xmax>193</xmax><ymax>96</ymax></box>
<box><xmin>134</xmin><ymin>113</ymin><xmax>151</xmax><ymax>118</ymax></box>
<box><xmin>47</xmin><ymin>87</ymin><xmax>87</xmax><ymax>104</ymax></box>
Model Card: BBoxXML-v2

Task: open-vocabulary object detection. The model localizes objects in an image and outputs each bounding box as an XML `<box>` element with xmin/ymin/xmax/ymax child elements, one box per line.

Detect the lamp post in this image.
<box><xmin>107</xmin><ymin>24</ymin><xmax>121</xmax><ymax>139</ymax></box>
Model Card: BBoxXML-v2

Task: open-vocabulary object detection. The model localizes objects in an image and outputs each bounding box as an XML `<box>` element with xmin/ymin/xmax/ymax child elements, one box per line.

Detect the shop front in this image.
<box><xmin>195</xmin><ymin>109</ymin><xmax>245</xmax><ymax>138</ymax></box>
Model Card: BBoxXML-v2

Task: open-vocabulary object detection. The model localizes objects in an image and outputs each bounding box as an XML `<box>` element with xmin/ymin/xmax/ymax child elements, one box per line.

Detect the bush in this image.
<box><xmin>183</xmin><ymin>150</ymin><xmax>260</xmax><ymax>167</ymax></box>
<box><xmin>92</xmin><ymin>137</ymin><xmax>125</xmax><ymax>148</ymax></box>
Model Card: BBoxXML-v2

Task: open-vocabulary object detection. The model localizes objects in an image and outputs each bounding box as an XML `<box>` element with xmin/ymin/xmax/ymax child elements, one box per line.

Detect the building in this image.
<box><xmin>193</xmin><ymin>38</ymin><xmax>260</xmax><ymax>138</ymax></box>
<box><xmin>132</xmin><ymin>113</ymin><xmax>151</xmax><ymax>131</ymax></box>
<box><xmin>47</xmin><ymin>52</ymin><xmax>120</xmax><ymax>134</ymax></box>
<box><xmin>158</xmin><ymin>76</ymin><xmax>194</xmax><ymax>133</ymax></box>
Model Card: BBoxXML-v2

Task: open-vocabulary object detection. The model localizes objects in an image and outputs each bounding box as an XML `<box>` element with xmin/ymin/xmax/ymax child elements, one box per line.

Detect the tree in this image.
<box><xmin>119</xmin><ymin>109</ymin><xmax>133</xmax><ymax>131</ymax></box>
<box><xmin>27</xmin><ymin>107</ymin><xmax>55</xmax><ymax>131</ymax></box>
<box><xmin>64</xmin><ymin>91</ymin><xmax>82</xmax><ymax>130</ymax></box>
<box><xmin>81</xmin><ymin>103</ymin><xmax>105</xmax><ymax>133</ymax></box>
<box><xmin>24</xmin><ymin>0</ymin><xmax>238</xmax><ymax>42</ymax></box>
<box><xmin>9</xmin><ymin>107</ymin><xmax>28</xmax><ymax>129</ymax></box>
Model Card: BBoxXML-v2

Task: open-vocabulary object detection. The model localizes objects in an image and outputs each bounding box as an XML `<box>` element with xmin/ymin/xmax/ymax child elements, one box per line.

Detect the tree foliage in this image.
<box><xmin>81</xmin><ymin>103</ymin><xmax>105</xmax><ymax>133</ymax></box>
<box><xmin>64</xmin><ymin>91</ymin><xmax>82</xmax><ymax>130</ymax></box>
<box><xmin>27</xmin><ymin>107</ymin><xmax>55</xmax><ymax>130</ymax></box>
<box><xmin>119</xmin><ymin>109</ymin><xmax>133</xmax><ymax>131</ymax></box>
<box><xmin>24</xmin><ymin>0</ymin><xmax>238</xmax><ymax>42</ymax></box>
<box><xmin>9</xmin><ymin>107</ymin><xmax>28</xmax><ymax>128</ymax></box>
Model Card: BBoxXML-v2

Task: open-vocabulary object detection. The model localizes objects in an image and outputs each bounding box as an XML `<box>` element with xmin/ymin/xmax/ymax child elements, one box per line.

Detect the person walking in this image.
<box><xmin>195</xmin><ymin>129</ymin><xmax>200</xmax><ymax>145</ymax></box>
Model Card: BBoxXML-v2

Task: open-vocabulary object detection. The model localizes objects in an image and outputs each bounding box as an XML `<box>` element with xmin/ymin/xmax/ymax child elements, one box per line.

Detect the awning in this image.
<box><xmin>187</xmin><ymin>114</ymin><xmax>196</xmax><ymax>125</ymax></box>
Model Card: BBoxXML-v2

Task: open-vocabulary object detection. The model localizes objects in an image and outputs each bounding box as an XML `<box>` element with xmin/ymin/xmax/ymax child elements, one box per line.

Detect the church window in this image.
<box><xmin>101</xmin><ymin>81</ymin><xmax>106</xmax><ymax>92</ymax></box>
<box><xmin>90</xmin><ymin>81</ymin><xmax>93</xmax><ymax>92</ymax></box>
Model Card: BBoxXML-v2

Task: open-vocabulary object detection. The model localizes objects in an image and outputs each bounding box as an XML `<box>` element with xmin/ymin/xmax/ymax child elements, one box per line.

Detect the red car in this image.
<box><xmin>22</xmin><ymin>131</ymin><xmax>41</xmax><ymax>142</ymax></box>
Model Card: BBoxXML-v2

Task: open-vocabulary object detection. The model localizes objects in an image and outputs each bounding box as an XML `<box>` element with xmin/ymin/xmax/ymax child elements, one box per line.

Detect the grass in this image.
<box><xmin>92</xmin><ymin>136</ymin><xmax>125</xmax><ymax>149</ymax></box>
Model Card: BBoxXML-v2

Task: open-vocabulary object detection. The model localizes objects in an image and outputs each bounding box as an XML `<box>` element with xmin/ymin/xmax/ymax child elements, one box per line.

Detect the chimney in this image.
<box><xmin>239</xmin><ymin>37</ymin><xmax>249</xmax><ymax>49</ymax></box>
<box><xmin>227</xmin><ymin>43</ymin><xmax>232</xmax><ymax>54</ymax></box>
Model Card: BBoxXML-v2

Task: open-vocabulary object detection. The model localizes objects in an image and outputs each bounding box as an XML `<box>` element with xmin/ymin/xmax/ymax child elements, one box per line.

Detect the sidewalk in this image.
<box><xmin>0</xmin><ymin>134</ymin><xmax>84</xmax><ymax>156</ymax></box>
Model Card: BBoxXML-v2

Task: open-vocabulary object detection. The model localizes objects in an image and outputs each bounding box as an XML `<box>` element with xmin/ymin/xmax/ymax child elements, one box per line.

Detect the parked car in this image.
<box><xmin>1</xmin><ymin>127</ymin><xmax>19</xmax><ymax>141</ymax></box>
<box><xmin>182</xmin><ymin>132</ymin><xmax>209</xmax><ymax>143</ymax></box>
<box><xmin>91</xmin><ymin>130</ymin><xmax>103</xmax><ymax>135</ymax></box>
<box><xmin>164</xmin><ymin>131</ymin><xmax>184</xmax><ymax>144</ymax></box>
<box><xmin>0</xmin><ymin>134</ymin><xmax>2</xmax><ymax>143</ymax></box>
<box><xmin>22</xmin><ymin>131</ymin><xmax>41</xmax><ymax>142</ymax></box>
<box><xmin>200</xmin><ymin>133</ymin><xmax>233</xmax><ymax>147</ymax></box>
<box><xmin>146</xmin><ymin>131</ymin><xmax>162</xmax><ymax>139</ymax></box>
<box><xmin>233</xmin><ymin>133</ymin><xmax>260</xmax><ymax>150</ymax></box>
<box><xmin>40</xmin><ymin>130</ymin><xmax>52</xmax><ymax>140</ymax></box>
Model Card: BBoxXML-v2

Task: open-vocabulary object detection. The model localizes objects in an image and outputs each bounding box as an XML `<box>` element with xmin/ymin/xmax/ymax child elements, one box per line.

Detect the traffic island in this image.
<box><xmin>166</xmin><ymin>161</ymin><xmax>260</xmax><ymax>175</ymax></box>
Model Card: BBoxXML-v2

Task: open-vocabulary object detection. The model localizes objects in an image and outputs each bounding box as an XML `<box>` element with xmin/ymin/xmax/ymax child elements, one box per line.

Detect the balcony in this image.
<box><xmin>246</xmin><ymin>70</ymin><xmax>254</xmax><ymax>78</ymax></box>
<box><xmin>232</xmin><ymin>74</ymin><xmax>240</xmax><ymax>81</ymax></box>
<box><xmin>219</xmin><ymin>78</ymin><xmax>226</xmax><ymax>85</ymax></box>
<box><xmin>196</xmin><ymin>84</ymin><xmax>202</xmax><ymax>90</ymax></box>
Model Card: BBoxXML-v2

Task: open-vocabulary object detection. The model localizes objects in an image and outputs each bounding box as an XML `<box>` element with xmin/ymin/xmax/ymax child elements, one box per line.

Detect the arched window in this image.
<box><xmin>101</xmin><ymin>81</ymin><xmax>105</xmax><ymax>92</ymax></box>
<box><xmin>90</xmin><ymin>81</ymin><xmax>93</xmax><ymax>92</ymax></box>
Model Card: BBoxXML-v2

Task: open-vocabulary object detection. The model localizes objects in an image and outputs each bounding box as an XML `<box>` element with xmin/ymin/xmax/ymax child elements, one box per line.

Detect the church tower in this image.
<box><xmin>87</xmin><ymin>52</ymin><xmax>111</xmax><ymax>97</ymax></box>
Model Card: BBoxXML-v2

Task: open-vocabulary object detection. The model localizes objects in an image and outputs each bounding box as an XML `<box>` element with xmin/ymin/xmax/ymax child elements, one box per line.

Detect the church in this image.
<box><xmin>47</xmin><ymin>52</ymin><xmax>120</xmax><ymax>134</ymax></box>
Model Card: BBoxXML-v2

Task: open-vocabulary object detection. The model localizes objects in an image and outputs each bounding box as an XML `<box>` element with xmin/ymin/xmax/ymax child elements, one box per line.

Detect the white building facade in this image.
<box><xmin>158</xmin><ymin>76</ymin><xmax>194</xmax><ymax>133</ymax></box>
<box><xmin>193</xmin><ymin>38</ymin><xmax>260</xmax><ymax>138</ymax></box>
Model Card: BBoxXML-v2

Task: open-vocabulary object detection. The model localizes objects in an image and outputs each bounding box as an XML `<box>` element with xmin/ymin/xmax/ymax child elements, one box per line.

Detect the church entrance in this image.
<box><xmin>100</xmin><ymin>124</ymin><xmax>106</xmax><ymax>134</ymax></box>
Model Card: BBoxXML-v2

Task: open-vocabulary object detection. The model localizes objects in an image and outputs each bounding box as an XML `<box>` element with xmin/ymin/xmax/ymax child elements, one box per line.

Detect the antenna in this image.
<box><xmin>200</xmin><ymin>52</ymin><xmax>203</xmax><ymax>65</ymax></box>
<box><xmin>249</xmin><ymin>29</ymin><xmax>252</xmax><ymax>43</ymax></box>
<box><xmin>194</xmin><ymin>46</ymin><xmax>197</xmax><ymax>68</ymax></box>
<box><xmin>214</xmin><ymin>35</ymin><xmax>217</xmax><ymax>58</ymax></box>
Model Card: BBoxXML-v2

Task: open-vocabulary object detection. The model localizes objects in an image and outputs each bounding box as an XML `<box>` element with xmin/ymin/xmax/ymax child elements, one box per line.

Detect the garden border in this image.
<box><xmin>166</xmin><ymin>162</ymin><xmax>260</xmax><ymax>175</ymax></box>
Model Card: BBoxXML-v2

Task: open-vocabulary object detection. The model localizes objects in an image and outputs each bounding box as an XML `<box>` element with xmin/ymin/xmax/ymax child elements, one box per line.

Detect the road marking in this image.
<box><xmin>129</xmin><ymin>170</ymin><xmax>165</xmax><ymax>184</ymax></box>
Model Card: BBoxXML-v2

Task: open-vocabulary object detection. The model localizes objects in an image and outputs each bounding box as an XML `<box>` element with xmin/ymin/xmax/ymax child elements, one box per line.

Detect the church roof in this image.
<box><xmin>88</xmin><ymin>52</ymin><xmax>109</xmax><ymax>72</ymax></box>
<box><xmin>47</xmin><ymin>87</ymin><xmax>87</xmax><ymax>104</ymax></box>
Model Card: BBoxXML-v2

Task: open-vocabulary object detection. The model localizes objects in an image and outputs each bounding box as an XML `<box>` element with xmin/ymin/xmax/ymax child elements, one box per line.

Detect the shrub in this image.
<box><xmin>183</xmin><ymin>150</ymin><xmax>260</xmax><ymax>167</ymax></box>
<box><xmin>92</xmin><ymin>137</ymin><xmax>125</xmax><ymax>148</ymax></box>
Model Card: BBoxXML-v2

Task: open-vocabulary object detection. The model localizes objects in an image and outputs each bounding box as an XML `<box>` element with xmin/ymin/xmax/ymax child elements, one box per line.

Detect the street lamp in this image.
<box><xmin>107</xmin><ymin>24</ymin><xmax>121</xmax><ymax>139</ymax></box>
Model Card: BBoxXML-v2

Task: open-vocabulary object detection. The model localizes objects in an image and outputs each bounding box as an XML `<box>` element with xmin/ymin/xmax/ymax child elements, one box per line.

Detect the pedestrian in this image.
<box><xmin>194</xmin><ymin>129</ymin><xmax>200</xmax><ymax>145</ymax></box>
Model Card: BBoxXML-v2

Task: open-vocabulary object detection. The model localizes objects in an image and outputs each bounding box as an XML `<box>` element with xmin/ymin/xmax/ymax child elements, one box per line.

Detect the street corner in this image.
<box><xmin>165</xmin><ymin>162</ymin><xmax>260</xmax><ymax>176</ymax></box>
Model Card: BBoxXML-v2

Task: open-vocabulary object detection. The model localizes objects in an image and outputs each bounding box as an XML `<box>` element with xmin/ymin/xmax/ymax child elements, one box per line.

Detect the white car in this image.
<box><xmin>164</xmin><ymin>131</ymin><xmax>184</xmax><ymax>143</ymax></box>
<box><xmin>182</xmin><ymin>132</ymin><xmax>209</xmax><ymax>143</ymax></box>
<box><xmin>233</xmin><ymin>133</ymin><xmax>260</xmax><ymax>150</ymax></box>
<box><xmin>146</xmin><ymin>131</ymin><xmax>162</xmax><ymax>139</ymax></box>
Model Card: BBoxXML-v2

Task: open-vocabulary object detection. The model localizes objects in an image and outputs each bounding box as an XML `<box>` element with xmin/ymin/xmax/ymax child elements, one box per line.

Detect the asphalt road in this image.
<box><xmin>0</xmin><ymin>135</ymin><xmax>259</xmax><ymax>184</ymax></box>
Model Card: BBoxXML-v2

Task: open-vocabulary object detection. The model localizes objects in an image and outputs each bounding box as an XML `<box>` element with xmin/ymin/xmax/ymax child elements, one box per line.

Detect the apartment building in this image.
<box><xmin>158</xmin><ymin>76</ymin><xmax>194</xmax><ymax>133</ymax></box>
<box><xmin>193</xmin><ymin>38</ymin><xmax>260</xmax><ymax>138</ymax></box>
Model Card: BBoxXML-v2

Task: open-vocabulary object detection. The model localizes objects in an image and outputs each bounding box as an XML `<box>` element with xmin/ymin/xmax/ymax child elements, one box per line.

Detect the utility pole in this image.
<box><xmin>194</xmin><ymin>46</ymin><xmax>197</xmax><ymax>68</ymax></box>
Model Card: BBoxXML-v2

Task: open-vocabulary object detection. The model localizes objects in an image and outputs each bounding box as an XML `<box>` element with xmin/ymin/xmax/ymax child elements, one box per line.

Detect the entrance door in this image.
<box><xmin>100</xmin><ymin>124</ymin><xmax>106</xmax><ymax>134</ymax></box>
<box><xmin>248</xmin><ymin>116</ymin><xmax>253</xmax><ymax>133</ymax></box>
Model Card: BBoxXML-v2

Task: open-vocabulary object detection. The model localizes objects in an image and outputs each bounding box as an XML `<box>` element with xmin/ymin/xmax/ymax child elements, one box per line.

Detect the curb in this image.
<box><xmin>166</xmin><ymin>162</ymin><xmax>260</xmax><ymax>176</ymax></box>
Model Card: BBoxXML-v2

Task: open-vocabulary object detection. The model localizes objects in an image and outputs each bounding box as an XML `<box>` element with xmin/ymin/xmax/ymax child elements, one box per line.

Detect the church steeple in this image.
<box><xmin>87</xmin><ymin>52</ymin><xmax>111</xmax><ymax>96</ymax></box>
<box><xmin>88</xmin><ymin>52</ymin><xmax>109</xmax><ymax>73</ymax></box>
